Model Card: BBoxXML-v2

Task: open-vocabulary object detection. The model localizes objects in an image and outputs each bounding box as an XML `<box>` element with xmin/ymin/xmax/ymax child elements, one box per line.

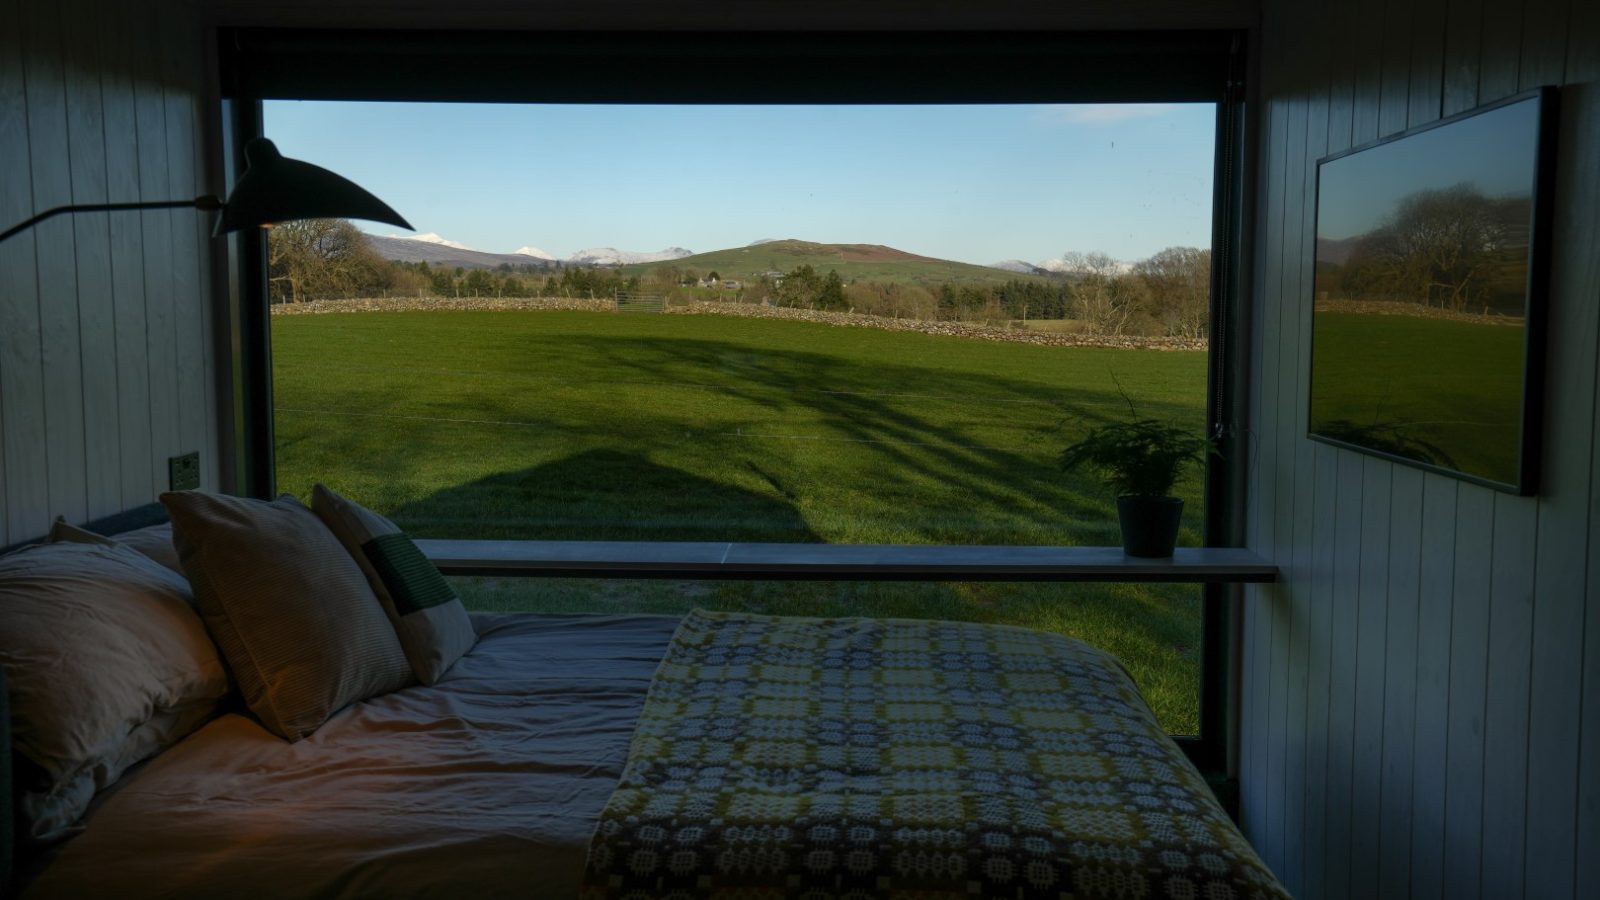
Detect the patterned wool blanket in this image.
<box><xmin>582</xmin><ymin>610</ymin><xmax>1288</xmax><ymax>899</ymax></box>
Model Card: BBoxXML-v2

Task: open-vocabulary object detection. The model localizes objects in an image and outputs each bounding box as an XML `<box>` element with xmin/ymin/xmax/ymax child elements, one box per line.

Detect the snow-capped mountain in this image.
<box><xmin>988</xmin><ymin>259</ymin><xmax>1047</xmax><ymax>275</ymax></box>
<box><xmin>390</xmin><ymin>232</ymin><xmax>476</xmax><ymax>251</ymax></box>
<box><xmin>1008</xmin><ymin>256</ymin><xmax>1138</xmax><ymax>275</ymax></box>
<box><xmin>513</xmin><ymin>245</ymin><xmax>556</xmax><ymax>260</ymax></box>
<box><xmin>566</xmin><ymin>246</ymin><xmax>694</xmax><ymax>266</ymax></box>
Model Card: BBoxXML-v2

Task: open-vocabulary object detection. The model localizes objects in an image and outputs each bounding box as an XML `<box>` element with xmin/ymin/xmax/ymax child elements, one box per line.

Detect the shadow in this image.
<box><xmin>277</xmin><ymin>320</ymin><xmax>1210</xmax><ymax>547</ymax></box>
<box><xmin>387</xmin><ymin>449</ymin><xmax>823</xmax><ymax>543</ymax></box>
<box><xmin>525</xmin><ymin>332</ymin><xmax>1201</xmax><ymax>545</ymax></box>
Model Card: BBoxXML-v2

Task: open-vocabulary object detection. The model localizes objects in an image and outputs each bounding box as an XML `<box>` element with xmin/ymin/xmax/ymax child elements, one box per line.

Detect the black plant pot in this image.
<box><xmin>1116</xmin><ymin>495</ymin><xmax>1184</xmax><ymax>558</ymax></box>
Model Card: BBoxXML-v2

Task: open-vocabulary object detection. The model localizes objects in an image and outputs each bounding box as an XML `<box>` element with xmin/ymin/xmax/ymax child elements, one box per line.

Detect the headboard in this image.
<box><xmin>1</xmin><ymin>501</ymin><xmax>170</xmax><ymax>894</ymax></box>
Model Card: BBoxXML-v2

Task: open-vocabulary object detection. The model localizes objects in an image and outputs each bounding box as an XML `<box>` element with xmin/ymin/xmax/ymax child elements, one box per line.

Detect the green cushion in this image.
<box><xmin>362</xmin><ymin>533</ymin><xmax>455</xmax><ymax>616</ymax></box>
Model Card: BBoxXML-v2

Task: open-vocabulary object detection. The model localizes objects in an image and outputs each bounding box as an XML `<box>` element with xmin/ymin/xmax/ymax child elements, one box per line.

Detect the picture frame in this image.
<box><xmin>1306</xmin><ymin>87</ymin><xmax>1559</xmax><ymax>494</ymax></box>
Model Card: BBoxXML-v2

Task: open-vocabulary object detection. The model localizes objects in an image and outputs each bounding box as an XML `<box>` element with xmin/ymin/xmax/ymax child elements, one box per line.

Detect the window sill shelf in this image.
<box><xmin>417</xmin><ymin>540</ymin><xmax>1277</xmax><ymax>583</ymax></box>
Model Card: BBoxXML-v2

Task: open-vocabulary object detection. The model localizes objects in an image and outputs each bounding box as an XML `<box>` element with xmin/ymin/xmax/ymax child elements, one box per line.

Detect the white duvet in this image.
<box><xmin>23</xmin><ymin>613</ymin><xmax>679</xmax><ymax>900</ymax></box>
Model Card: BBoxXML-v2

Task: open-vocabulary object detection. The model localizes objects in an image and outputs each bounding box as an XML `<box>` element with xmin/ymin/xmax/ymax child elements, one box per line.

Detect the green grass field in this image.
<box><xmin>272</xmin><ymin>309</ymin><xmax>1209</xmax><ymax>731</ymax></box>
<box><xmin>1310</xmin><ymin>312</ymin><xmax>1525</xmax><ymax>482</ymax></box>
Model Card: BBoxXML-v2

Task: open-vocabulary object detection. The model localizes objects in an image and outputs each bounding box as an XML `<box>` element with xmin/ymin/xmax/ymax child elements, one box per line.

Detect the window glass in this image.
<box><xmin>266</xmin><ymin>102</ymin><xmax>1216</xmax><ymax>733</ymax></box>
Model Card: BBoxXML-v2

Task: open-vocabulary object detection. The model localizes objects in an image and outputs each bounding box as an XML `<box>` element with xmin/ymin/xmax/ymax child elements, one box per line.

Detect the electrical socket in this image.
<box><xmin>168</xmin><ymin>452</ymin><xmax>200</xmax><ymax>491</ymax></box>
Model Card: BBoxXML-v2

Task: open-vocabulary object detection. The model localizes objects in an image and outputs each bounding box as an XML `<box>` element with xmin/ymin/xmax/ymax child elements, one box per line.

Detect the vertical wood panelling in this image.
<box><xmin>132</xmin><ymin>6</ymin><xmax>179</xmax><ymax>499</ymax></box>
<box><xmin>1350</xmin><ymin>0</ymin><xmax>1385</xmax><ymax>142</ymax></box>
<box><xmin>1408</xmin><ymin>473</ymin><xmax>1457</xmax><ymax>900</ymax></box>
<box><xmin>1408</xmin><ymin>0</ymin><xmax>1447</xmax><ymax>124</ymax></box>
<box><xmin>1376</xmin><ymin>467</ymin><xmax>1422</xmax><ymax>900</ymax></box>
<box><xmin>1323</xmin><ymin>449</ymin><xmax>1364</xmax><ymax>899</ymax></box>
<box><xmin>1377</xmin><ymin>0</ymin><xmax>1413</xmax><ymax>136</ymax></box>
<box><xmin>1573</xmin><ymin>6</ymin><xmax>1600</xmax><ymax>897</ymax></box>
<box><xmin>0</xmin><ymin>0</ymin><xmax>213</xmax><ymax>537</ymax></box>
<box><xmin>162</xmin><ymin>11</ymin><xmax>209</xmax><ymax>488</ymax></box>
<box><xmin>1242</xmin><ymin>53</ymin><xmax>1291</xmax><ymax>845</ymax></box>
<box><xmin>1349</xmin><ymin>457</ymin><xmax>1392</xmax><ymax>900</ymax></box>
<box><xmin>99</xmin><ymin>0</ymin><xmax>156</xmax><ymax>507</ymax></box>
<box><xmin>1442</xmin><ymin>0</ymin><xmax>1484</xmax><ymax>115</ymax></box>
<box><xmin>1264</xmin><ymin>89</ymin><xmax>1309</xmax><ymax>875</ymax></box>
<box><xmin>1522</xmin><ymin>7</ymin><xmax>1588</xmax><ymax>898</ymax></box>
<box><xmin>21</xmin><ymin>0</ymin><xmax>89</xmax><ymax>528</ymax></box>
<box><xmin>1283</xmin><ymin>22</ymin><xmax>1331</xmax><ymax>880</ymax></box>
<box><xmin>62</xmin><ymin>0</ymin><xmax>120</xmax><ymax>519</ymax></box>
<box><xmin>0</xmin><ymin>0</ymin><xmax>44</xmax><ymax>546</ymax></box>
<box><xmin>1481</xmin><ymin>495</ymin><xmax>1537</xmax><ymax>900</ymax></box>
<box><xmin>1442</xmin><ymin>484</ymin><xmax>1494</xmax><ymax>900</ymax></box>
<box><xmin>1248</xmin><ymin>2</ymin><xmax>1599</xmax><ymax>898</ymax></box>
<box><xmin>1302</xmin><ymin>444</ymin><xmax>1337</xmax><ymax>900</ymax></box>
<box><xmin>1477</xmin><ymin>1</ymin><xmax>1524</xmax><ymax>101</ymax></box>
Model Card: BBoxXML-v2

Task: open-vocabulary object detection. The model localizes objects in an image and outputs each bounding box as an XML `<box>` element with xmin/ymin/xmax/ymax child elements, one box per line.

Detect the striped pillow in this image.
<box><xmin>311</xmin><ymin>485</ymin><xmax>477</xmax><ymax>685</ymax></box>
<box><xmin>161</xmin><ymin>491</ymin><xmax>413</xmax><ymax>741</ymax></box>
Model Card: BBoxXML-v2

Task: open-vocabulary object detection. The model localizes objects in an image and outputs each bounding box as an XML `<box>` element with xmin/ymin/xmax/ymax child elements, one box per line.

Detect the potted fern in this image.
<box><xmin>1058</xmin><ymin>416</ymin><xmax>1208</xmax><ymax>558</ymax></box>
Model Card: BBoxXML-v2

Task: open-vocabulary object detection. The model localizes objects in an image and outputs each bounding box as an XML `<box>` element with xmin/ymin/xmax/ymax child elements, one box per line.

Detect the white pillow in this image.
<box><xmin>49</xmin><ymin>517</ymin><xmax>184</xmax><ymax>575</ymax></box>
<box><xmin>311</xmin><ymin>484</ymin><xmax>477</xmax><ymax>685</ymax></box>
<box><xmin>0</xmin><ymin>541</ymin><xmax>229</xmax><ymax>842</ymax></box>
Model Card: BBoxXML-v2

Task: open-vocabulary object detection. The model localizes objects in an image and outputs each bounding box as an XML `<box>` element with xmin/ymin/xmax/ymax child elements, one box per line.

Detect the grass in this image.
<box><xmin>272</xmin><ymin>309</ymin><xmax>1210</xmax><ymax>732</ymax></box>
<box><xmin>1311</xmin><ymin>312</ymin><xmax>1525</xmax><ymax>481</ymax></box>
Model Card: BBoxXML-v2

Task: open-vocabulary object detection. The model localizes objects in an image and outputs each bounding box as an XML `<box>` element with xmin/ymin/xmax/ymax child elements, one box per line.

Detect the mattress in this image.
<box><xmin>22</xmin><ymin>613</ymin><xmax>680</xmax><ymax>900</ymax></box>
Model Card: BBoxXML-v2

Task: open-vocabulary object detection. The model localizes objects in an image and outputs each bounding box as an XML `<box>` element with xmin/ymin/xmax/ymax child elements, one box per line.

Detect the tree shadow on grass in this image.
<box><xmin>387</xmin><ymin>448</ymin><xmax>824</xmax><ymax>542</ymax></box>
<box><xmin>525</xmin><ymin>333</ymin><xmax>1203</xmax><ymax>545</ymax></box>
<box><xmin>284</xmin><ymin>323</ymin><xmax>1207</xmax><ymax>547</ymax></box>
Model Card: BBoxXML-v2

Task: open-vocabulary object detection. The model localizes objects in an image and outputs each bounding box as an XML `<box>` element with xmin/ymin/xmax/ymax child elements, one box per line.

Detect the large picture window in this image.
<box><xmin>222</xmin><ymin>30</ymin><xmax>1248</xmax><ymax>764</ymax></box>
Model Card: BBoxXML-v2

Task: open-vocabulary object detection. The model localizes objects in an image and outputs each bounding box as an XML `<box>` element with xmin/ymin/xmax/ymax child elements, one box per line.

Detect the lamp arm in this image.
<box><xmin>0</xmin><ymin>195</ymin><xmax>222</xmax><ymax>245</ymax></box>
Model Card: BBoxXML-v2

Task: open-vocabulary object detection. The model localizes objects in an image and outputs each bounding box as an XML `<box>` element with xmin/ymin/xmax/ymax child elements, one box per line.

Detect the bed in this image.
<box><xmin>2</xmin><ymin>501</ymin><xmax>1288</xmax><ymax>900</ymax></box>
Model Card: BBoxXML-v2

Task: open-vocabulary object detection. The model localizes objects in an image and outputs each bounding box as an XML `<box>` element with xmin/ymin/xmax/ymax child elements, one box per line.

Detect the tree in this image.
<box><xmin>775</xmin><ymin>264</ymin><xmax>821</xmax><ymax>308</ymax></box>
<box><xmin>818</xmin><ymin>270</ymin><xmax>847</xmax><ymax>310</ymax></box>
<box><xmin>1135</xmin><ymin>247</ymin><xmax>1211</xmax><ymax>338</ymax></box>
<box><xmin>1345</xmin><ymin>183</ymin><xmax>1526</xmax><ymax>312</ymax></box>
<box><xmin>1061</xmin><ymin>251</ymin><xmax>1142</xmax><ymax>335</ymax></box>
<box><xmin>266</xmin><ymin>218</ymin><xmax>388</xmax><ymax>303</ymax></box>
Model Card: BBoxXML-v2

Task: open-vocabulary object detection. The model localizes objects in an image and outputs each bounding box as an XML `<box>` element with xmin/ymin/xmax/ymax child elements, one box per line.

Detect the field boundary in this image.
<box><xmin>270</xmin><ymin>296</ymin><xmax>1207</xmax><ymax>351</ymax></box>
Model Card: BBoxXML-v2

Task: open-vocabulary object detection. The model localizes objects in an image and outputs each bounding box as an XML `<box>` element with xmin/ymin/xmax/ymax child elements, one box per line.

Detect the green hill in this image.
<box><xmin>616</xmin><ymin>239</ymin><xmax>1054</xmax><ymax>288</ymax></box>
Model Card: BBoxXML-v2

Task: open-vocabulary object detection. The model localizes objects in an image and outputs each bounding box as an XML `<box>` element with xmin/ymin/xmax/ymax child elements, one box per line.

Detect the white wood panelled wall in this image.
<box><xmin>0</xmin><ymin>0</ymin><xmax>217</xmax><ymax>546</ymax></box>
<box><xmin>1240</xmin><ymin>1</ymin><xmax>1600</xmax><ymax>898</ymax></box>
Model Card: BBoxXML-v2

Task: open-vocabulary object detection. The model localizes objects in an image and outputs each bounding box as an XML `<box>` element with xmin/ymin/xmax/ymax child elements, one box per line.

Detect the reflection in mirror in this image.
<box><xmin>1308</xmin><ymin>92</ymin><xmax>1551</xmax><ymax>490</ymax></box>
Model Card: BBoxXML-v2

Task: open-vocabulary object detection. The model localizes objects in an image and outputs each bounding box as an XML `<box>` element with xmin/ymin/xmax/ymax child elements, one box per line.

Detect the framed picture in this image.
<box><xmin>1307</xmin><ymin>87</ymin><xmax>1558</xmax><ymax>494</ymax></box>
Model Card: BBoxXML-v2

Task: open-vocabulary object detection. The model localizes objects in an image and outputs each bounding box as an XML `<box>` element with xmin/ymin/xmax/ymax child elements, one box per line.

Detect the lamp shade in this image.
<box><xmin>214</xmin><ymin>138</ymin><xmax>412</xmax><ymax>236</ymax></box>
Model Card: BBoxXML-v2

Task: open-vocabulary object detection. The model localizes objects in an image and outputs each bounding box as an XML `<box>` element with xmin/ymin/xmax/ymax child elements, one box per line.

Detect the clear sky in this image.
<box><xmin>264</xmin><ymin>101</ymin><xmax>1216</xmax><ymax>265</ymax></box>
<box><xmin>1317</xmin><ymin>96</ymin><xmax>1540</xmax><ymax>240</ymax></box>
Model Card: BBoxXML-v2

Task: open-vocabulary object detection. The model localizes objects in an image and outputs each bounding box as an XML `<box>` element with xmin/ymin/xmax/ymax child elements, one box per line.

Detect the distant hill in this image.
<box><xmin>617</xmin><ymin>239</ymin><xmax>1053</xmax><ymax>287</ymax></box>
<box><xmin>366</xmin><ymin>234</ymin><xmax>554</xmax><ymax>271</ymax></box>
<box><xmin>1316</xmin><ymin>235</ymin><xmax>1364</xmax><ymax>266</ymax></box>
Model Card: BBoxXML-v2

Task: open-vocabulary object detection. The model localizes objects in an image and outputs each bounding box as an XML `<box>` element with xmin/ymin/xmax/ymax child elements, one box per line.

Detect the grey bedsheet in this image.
<box><xmin>23</xmin><ymin>613</ymin><xmax>679</xmax><ymax>900</ymax></box>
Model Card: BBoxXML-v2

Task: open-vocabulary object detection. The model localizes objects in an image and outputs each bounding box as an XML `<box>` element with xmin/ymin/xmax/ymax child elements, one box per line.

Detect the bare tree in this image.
<box><xmin>1061</xmin><ymin>251</ymin><xmax>1141</xmax><ymax>335</ymax></box>
<box><xmin>267</xmin><ymin>219</ymin><xmax>387</xmax><ymax>303</ymax></box>
<box><xmin>1345</xmin><ymin>183</ymin><xmax>1524</xmax><ymax>312</ymax></box>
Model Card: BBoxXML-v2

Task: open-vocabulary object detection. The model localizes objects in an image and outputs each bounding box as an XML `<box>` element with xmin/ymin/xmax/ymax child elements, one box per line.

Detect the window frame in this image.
<box><xmin>218</xmin><ymin>27</ymin><xmax>1253</xmax><ymax>783</ymax></box>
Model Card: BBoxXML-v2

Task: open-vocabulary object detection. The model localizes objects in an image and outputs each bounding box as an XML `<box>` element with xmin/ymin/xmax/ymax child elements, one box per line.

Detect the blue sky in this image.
<box><xmin>1317</xmin><ymin>96</ymin><xmax>1540</xmax><ymax>240</ymax></box>
<box><xmin>264</xmin><ymin>101</ymin><xmax>1216</xmax><ymax>265</ymax></box>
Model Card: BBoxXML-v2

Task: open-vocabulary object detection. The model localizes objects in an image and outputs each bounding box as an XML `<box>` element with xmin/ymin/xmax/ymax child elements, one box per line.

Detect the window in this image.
<box><xmin>222</xmin><ymin>29</ymin><xmax>1248</xmax><ymax>765</ymax></box>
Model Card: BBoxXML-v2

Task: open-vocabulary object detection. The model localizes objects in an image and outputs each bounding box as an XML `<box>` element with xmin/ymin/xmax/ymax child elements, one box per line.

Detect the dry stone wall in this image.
<box><xmin>268</xmin><ymin>297</ymin><xmax>1207</xmax><ymax>351</ymax></box>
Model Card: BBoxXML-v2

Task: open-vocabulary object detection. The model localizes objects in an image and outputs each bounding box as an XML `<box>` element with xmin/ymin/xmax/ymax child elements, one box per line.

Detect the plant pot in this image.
<box><xmin>1116</xmin><ymin>495</ymin><xmax>1184</xmax><ymax>558</ymax></box>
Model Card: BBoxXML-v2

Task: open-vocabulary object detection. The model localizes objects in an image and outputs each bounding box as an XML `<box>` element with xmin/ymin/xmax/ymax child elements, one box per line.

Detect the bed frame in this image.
<box><xmin>1</xmin><ymin>501</ymin><xmax>170</xmax><ymax>894</ymax></box>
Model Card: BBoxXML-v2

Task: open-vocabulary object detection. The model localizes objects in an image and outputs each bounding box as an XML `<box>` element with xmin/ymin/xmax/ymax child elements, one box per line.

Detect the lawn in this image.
<box><xmin>1310</xmin><ymin>311</ymin><xmax>1526</xmax><ymax>483</ymax></box>
<box><xmin>272</xmin><ymin>309</ymin><xmax>1210</xmax><ymax>731</ymax></box>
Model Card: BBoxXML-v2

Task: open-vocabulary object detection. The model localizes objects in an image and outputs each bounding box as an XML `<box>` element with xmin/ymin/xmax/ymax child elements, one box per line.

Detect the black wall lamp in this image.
<box><xmin>0</xmin><ymin>137</ymin><xmax>410</xmax><ymax>244</ymax></box>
